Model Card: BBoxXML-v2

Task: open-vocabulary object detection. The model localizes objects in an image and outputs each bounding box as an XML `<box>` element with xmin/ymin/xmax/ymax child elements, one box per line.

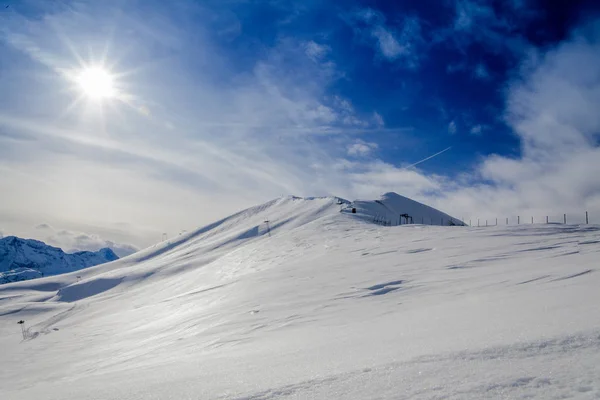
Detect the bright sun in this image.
<box><xmin>75</xmin><ymin>67</ymin><xmax>116</xmax><ymax>100</ymax></box>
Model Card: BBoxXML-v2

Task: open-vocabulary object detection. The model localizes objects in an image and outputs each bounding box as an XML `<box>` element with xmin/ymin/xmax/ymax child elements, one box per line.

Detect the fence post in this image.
<box><xmin>469</xmin><ymin>219</ymin><xmax>472</xmax><ymax>226</ymax></box>
<box><xmin>506</xmin><ymin>217</ymin><xmax>508</xmax><ymax>225</ymax></box>
<box><xmin>586</xmin><ymin>211</ymin><xmax>589</xmax><ymax>224</ymax></box>
<box><xmin>546</xmin><ymin>216</ymin><xmax>548</xmax><ymax>224</ymax></box>
<box><xmin>564</xmin><ymin>214</ymin><xmax>567</xmax><ymax>224</ymax></box>
<box><xmin>486</xmin><ymin>220</ymin><xmax>488</xmax><ymax>227</ymax></box>
<box><xmin>532</xmin><ymin>216</ymin><xmax>534</xmax><ymax>224</ymax></box>
<box><xmin>477</xmin><ymin>219</ymin><xmax>480</xmax><ymax>227</ymax></box>
<box><xmin>518</xmin><ymin>216</ymin><xmax>520</xmax><ymax>224</ymax></box>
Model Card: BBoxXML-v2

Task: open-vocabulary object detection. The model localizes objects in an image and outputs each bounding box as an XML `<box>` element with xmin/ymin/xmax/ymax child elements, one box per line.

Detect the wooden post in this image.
<box><xmin>546</xmin><ymin>216</ymin><xmax>548</xmax><ymax>224</ymax></box>
<box><xmin>506</xmin><ymin>217</ymin><xmax>508</xmax><ymax>225</ymax></box>
<box><xmin>532</xmin><ymin>216</ymin><xmax>534</xmax><ymax>224</ymax></box>
<box><xmin>496</xmin><ymin>218</ymin><xmax>498</xmax><ymax>226</ymax></box>
<box><xmin>518</xmin><ymin>216</ymin><xmax>520</xmax><ymax>224</ymax></box>
<box><xmin>477</xmin><ymin>219</ymin><xmax>480</xmax><ymax>227</ymax></box>
<box><xmin>564</xmin><ymin>214</ymin><xmax>567</xmax><ymax>224</ymax></box>
<box><xmin>586</xmin><ymin>211</ymin><xmax>589</xmax><ymax>224</ymax></box>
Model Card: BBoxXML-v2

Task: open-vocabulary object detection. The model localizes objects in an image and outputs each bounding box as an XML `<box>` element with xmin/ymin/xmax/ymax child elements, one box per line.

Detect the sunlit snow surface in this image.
<box><xmin>1</xmin><ymin>196</ymin><xmax>599</xmax><ymax>399</ymax></box>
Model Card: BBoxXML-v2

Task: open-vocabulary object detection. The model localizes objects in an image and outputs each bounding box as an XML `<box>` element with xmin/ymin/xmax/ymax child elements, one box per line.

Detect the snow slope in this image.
<box><xmin>0</xmin><ymin>236</ymin><xmax>119</xmax><ymax>284</ymax></box>
<box><xmin>0</xmin><ymin>195</ymin><xmax>599</xmax><ymax>399</ymax></box>
<box><xmin>345</xmin><ymin>192</ymin><xmax>466</xmax><ymax>226</ymax></box>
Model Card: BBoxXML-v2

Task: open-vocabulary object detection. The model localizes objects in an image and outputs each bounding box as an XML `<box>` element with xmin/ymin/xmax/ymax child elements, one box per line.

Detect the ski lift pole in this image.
<box><xmin>18</xmin><ymin>320</ymin><xmax>26</xmax><ymax>340</ymax></box>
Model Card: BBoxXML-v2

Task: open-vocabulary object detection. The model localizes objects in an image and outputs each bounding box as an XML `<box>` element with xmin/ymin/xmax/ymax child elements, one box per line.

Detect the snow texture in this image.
<box><xmin>0</xmin><ymin>193</ymin><xmax>599</xmax><ymax>399</ymax></box>
<box><xmin>0</xmin><ymin>236</ymin><xmax>118</xmax><ymax>284</ymax></box>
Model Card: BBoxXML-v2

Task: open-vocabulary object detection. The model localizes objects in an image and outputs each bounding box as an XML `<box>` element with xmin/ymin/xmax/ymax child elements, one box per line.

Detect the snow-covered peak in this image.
<box><xmin>0</xmin><ymin>236</ymin><xmax>119</xmax><ymax>284</ymax></box>
<box><xmin>345</xmin><ymin>191</ymin><xmax>465</xmax><ymax>226</ymax></box>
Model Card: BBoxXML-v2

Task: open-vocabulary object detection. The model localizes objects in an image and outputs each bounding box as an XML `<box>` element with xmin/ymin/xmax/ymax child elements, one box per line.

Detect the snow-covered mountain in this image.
<box><xmin>1</xmin><ymin>193</ymin><xmax>598</xmax><ymax>400</ymax></box>
<box><xmin>345</xmin><ymin>192</ymin><xmax>466</xmax><ymax>225</ymax></box>
<box><xmin>0</xmin><ymin>236</ymin><xmax>119</xmax><ymax>284</ymax></box>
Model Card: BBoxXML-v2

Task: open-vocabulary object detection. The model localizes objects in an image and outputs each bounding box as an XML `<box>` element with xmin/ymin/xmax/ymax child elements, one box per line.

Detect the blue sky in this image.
<box><xmin>1</xmin><ymin>0</ymin><xmax>600</xmax><ymax>252</ymax></box>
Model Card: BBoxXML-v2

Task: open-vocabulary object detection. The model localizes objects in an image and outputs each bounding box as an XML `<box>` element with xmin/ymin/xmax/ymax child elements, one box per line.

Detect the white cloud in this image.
<box><xmin>474</xmin><ymin>63</ymin><xmax>490</xmax><ymax>80</ymax></box>
<box><xmin>332</xmin><ymin>95</ymin><xmax>355</xmax><ymax>114</ymax></box>
<box><xmin>470</xmin><ymin>124</ymin><xmax>484</xmax><ymax>135</ymax></box>
<box><xmin>347</xmin><ymin>140</ymin><xmax>379</xmax><ymax>157</ymax></box>
<box><xmin>304</xmin><ymin>41</ymin><xmax>330</xmax><ymax>61</ymax></box>
<box><xmin>341</xmin><ymin>160</ymin><xmax>444</xmax><ymax>200</ymax></box>
<box><xmin>454</xmin><ymin>0</ymin><xmax>496</xmax><ymax>32</ymax></box>
<box><xmin>353</xmin><ymin>9</ymin><xmax>423</xmax><ymax>67</ymax></box>
<box><xmin>448</xmin><ymin>120</ymin><xmax>458</xmax><ymax>134</ymax></box>
<box><xmin>434</xmin><ymin>20</ymin><xmax>600</xmax><ymax>220</ymax></box>
<box><xmin>371</xmin><ymin>26</ymin><xmax>404</xmax><ymax>59</ymax></box>
<box><xmin>432</xmin><ymin>0</ymin><xmax>530</xmax><ymax>58</ymax></box>
<box><xmin>373</xmin><ymin>112</ymin><xmax>385</xmax><ymax>127</ymax></box>
<box><xmin>34</xmin><ymin>224</ymin><xmax>138</xmax><ymax>257</ymax></box>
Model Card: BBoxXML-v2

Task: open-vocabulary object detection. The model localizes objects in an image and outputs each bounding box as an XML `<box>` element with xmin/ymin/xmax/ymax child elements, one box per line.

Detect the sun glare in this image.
<box><xmin>75</xmin><ymin>67</ymin><xmax>116</xmax><ymax>100</ymax></box>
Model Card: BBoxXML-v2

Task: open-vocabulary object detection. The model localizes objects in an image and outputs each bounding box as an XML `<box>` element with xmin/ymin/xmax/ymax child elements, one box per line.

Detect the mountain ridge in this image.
<box><xmin>0</xmin><ymin>236</ymin><xmax>119</xmax><ymax>284</ymax></box>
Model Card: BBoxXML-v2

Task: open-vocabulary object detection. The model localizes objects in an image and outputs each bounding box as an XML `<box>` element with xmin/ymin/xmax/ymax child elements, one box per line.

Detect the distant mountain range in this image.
<box><xmin>0</xmin><ymin>236</ymin><xmax>119</xmax><ymax>284</ymax></box>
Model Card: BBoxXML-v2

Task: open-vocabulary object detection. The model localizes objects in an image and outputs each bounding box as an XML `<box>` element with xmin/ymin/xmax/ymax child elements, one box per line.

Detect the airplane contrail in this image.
<box><xmin>403</xmin><ymin>146</ymin><xmax>452</xmax><ymax>169</ymax></box>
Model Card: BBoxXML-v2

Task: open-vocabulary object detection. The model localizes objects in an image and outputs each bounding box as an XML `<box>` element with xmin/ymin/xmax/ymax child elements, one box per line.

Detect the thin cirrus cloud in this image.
<box><xmin>436</xmin><ymin>0</ymin><xmax>531</xmax><ymax>57</ymax></box>
<box><xmin>351</xmin><ymin>8</ymin><xmax>423</xmax><ymax>67</ymax></box>
<box><xmin>473</xmin><ymin>63</ymin><xmax>491</xmax><ymax>80</ymax></box>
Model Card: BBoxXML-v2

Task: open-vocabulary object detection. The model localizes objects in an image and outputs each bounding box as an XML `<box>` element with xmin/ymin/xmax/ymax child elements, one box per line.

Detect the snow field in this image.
<box><xmin>1</xmin><ymin>195</ymin><xmax>599</xmax><ymax>399</ymax></box>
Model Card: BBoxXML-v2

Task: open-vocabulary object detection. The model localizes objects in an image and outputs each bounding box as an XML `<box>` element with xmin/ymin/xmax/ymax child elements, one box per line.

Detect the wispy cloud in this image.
<box><xmin>347</xmin><ymin>140</ymin><xmax>379</xmax><ymax>157</ymax></box>
<box><xmin>434</xmin><ymin>0</ymin><xmax>531</xmax><ymax>58</ymax></box>
<box><xmin>453</xmin><ymin>0</ymin><xmax>496</xmax><ymax>32</ymax></box>
<box><xmin>373</xmin><ymin>112</ymin><xmax>385</xmax><ymax>127</ymax></box>
<box><xmin>470</xmin><ymin>124</ymin><xmax>484</xmax><ymax>135</ymax></box>
<box><xmin>351</xmin><ymin>8</ymin><xmax>423</xmax><ymax>67</ymax></box>
<box><xmin>448</xmin><ymin>120</ymin><xmax>458</xmax><ymax>134</ymax></box>
<box><xmin>473</xmin><ymin>63</ymin><xmax>490</xmax><ymax>80</ymax></box>
<box><xmin>304</xmin><ymin>40</ymin><xmax>330</xmax><ymax>61</ymax></box>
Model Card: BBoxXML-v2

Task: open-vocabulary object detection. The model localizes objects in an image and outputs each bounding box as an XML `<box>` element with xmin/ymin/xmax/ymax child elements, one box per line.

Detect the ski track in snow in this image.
<box><xmin>0</xmin><ymin>195</ymin><xmax>599</xmax><ymax>399</ymax></box>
